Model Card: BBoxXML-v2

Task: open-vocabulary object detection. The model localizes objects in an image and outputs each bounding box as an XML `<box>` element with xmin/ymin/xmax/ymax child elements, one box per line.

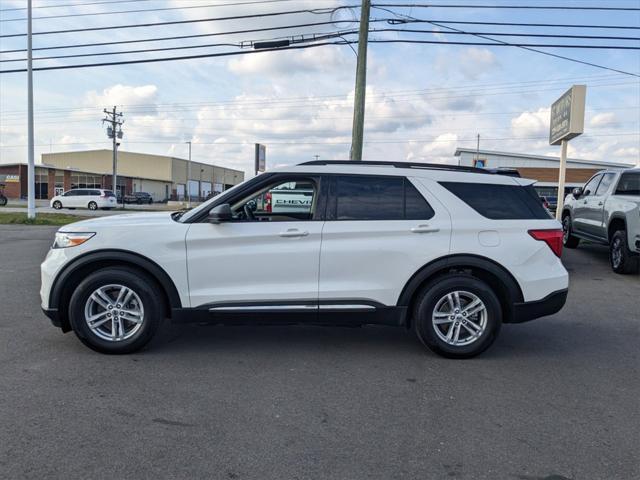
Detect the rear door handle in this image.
<box><xmin>411</xmin><ymin>224</ymin><xmax>440</xmax><ymax>234</ymax></box>
<box><xmin>279</xmin><ymin>228</ymin><xmax>309</xmax><ymax>238</ymax></box>
<box><xmin>598</xmin><ymin>202</ymin><xmax>603</xmax><ymax>206</ymax></box>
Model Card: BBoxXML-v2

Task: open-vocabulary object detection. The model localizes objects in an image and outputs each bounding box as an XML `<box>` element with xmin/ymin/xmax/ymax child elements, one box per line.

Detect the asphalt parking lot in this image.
<box><xmin>0</xmin><ymin>225</ymin><xmax>638</xmax><ymax>480</ymax></box>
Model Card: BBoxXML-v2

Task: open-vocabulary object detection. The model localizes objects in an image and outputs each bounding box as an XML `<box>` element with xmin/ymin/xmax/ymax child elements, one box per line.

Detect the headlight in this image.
<box><xmin>53</xmin><ymin>232</ymin><xmax>95</xmax><ymax>249</ymax></box>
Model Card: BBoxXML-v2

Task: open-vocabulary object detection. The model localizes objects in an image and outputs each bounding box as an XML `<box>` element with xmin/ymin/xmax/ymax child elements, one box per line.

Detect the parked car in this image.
<box><xmin>124</xmin><ymin>192</ymin><xmax>154</xmax><ymax>205</ymax></box>
<box><xmin>50</xmin><ymin>189</ymin><xmax>117</xmax><ymax>211</ymax></box>
<box><xmin>41</xmin><ymin>160</ymin><xmax>568</xmax><ymax>358</ymax></box>
<box><xmin>562</xmin><ymin>168</ymin><xmax>640</xmax><ymax>274</ymax></box>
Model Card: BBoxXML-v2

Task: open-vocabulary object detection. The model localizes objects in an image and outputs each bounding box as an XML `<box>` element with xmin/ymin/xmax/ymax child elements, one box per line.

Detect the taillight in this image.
<box><xmin>265</xmin><ymin>192</ymin><xmax>272</xmax><ymax>213</ymax></box>
<box><xmin>528</xmin><ymin>229</ymin><xmax>563</xmax><ymax>258</ymax></box>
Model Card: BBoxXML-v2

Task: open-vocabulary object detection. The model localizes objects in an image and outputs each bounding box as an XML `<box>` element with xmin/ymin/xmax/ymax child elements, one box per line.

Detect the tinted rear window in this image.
<box><xmin>332</xmin><ymin>176</ymin><xmax>435</xmax><ymax>221</ymax></box>
<box><xmin>440</xmin><ymin>182</ymin><xmax>551</xmax><ymax>219</ymax></box>
<box><xmin>615</xmin><ymin>172</ymin><xmax>640</xmax><ymax>195</ymax></box>
<box><xmin>104</xmin><ymin>191</ymin><xmax>116</xmax><ymax>197</ymax></box>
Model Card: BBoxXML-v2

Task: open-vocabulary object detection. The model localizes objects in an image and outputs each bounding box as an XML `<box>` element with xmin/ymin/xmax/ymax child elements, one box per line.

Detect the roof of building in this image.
<box><xmin>41</xmin><ymin>149</ymin><xmax>244</xmax><ymax>173</ymax></box>
<box><xmin>454</xmin><ymin>148</ymin><xmax>635</xmax><ymax>168</ymax></box>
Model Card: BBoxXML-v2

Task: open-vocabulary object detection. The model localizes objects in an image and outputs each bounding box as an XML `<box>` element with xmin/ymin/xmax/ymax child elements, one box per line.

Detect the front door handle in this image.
<box><xmin>279</xmin><ymin>228</ymin><xmax>309</xmax><ymax>238</ymax></box>
<box><xmin>598</xmin><ymin>202</ymin><xmax>603</xmax><ymax>206</ymax></box>
<box><xmin>411</xmin><ymin>224</ymin><xmax>440</xmax><ymax>234</ymax></box>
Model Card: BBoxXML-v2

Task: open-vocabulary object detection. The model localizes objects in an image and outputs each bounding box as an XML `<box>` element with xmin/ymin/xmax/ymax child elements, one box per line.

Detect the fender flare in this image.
<box><xmin>397</xmin><ymin>254</ymin><xmax>524</xmax><ymax>308</ymax></box>
<box><xmin>48</xmin><ymin>249</ymin><xmax>182</xmax><ymax>311</ymax></box>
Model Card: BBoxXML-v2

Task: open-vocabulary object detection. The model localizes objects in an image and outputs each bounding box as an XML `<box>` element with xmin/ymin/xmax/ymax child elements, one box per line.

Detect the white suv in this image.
<box><xmin>50</xmin><ymin>188</ymin><xmax>117</xmax><ymax>211</ymax></box>
<box><xmin>41</xmin><ymin>161</ymin><xmax>568</xmax><ymax>358</ymax></box>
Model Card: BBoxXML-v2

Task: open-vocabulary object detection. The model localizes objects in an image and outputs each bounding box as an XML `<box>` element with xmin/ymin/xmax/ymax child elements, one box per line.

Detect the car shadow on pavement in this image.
<box><xmin>138</xmin><ymin>315</ymin><xmax>620</xmax><ymax>361</ymax></box>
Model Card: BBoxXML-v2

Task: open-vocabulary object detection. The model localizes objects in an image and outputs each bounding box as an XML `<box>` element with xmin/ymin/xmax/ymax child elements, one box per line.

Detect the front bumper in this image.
<box><xmin>510</xmin><ymin>289</ymin><xmax>568</xmax><ymax>323</ymax></box>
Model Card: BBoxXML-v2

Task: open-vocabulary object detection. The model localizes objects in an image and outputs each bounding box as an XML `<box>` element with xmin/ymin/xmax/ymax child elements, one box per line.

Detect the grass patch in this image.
<box><xmin>0</xmin><ymin>212</ymin><xmax>90</xmax><ymax>226</ymax></box>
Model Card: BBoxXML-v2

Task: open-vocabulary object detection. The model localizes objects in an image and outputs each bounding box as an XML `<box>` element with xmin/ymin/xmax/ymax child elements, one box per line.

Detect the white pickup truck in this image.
<box><xmin>562</xmin><ymin>168</ymin><xmax>640</xmax><ymax>274</ymax></box>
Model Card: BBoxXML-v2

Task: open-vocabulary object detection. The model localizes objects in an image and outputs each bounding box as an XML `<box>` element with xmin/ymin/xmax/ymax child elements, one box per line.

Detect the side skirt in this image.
<box><xmin>171</xmin><ymin>300</ymin><xmax>407</xmax><ymax>327</ymax></box>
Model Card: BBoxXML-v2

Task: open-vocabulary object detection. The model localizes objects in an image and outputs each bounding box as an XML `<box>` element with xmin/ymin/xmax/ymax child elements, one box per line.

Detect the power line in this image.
<box><xmin>0</xmin><ymin>20</ymin><xmax>368</xmax><ymax>54</ymax></box>
<box><xmin>373</xmin><ymin>3</ymin><xmax>640</xmax><ymax>12</ymax></box>
<box><xmin>428</xmin><ymin>21</ymin><xmax>640</xmax><ymax>77</ymax></box>
<box><xmin>0</xmin><ymin>74</ymin><xmax>624</xmax><ymax>119</ymax></box>
<box><xmin>0</xmin><ymin>41</ymin><xmax>353</xmax><ymax>74</ymax></box>
<box><xmin>0</xmin><ymin>0</ymin><xmax>312</xmax><ymax>22</ymax></box>
<box><xmin>0</xmin><ymin>6</ymin><xmax>355</xmax><ymax>38</ymax></box>
<box><xmin>5</xmin><ymin>26</ymin><xmax>640</xmax><ymax>58</ymax></box>
<box><xmin>0</xmin><ymin>0</ymin><xmax>151</xmax><ymax>13</ymax></box>
<box><xmin>5</xmin><ymin>34</ymin><xmax>640</xmax><ymax>64</ymax></box>
<box><xmin>373</xmin><ymin>7</ymin><xmax>640</xmax><ymax>77</ymax></box>
<box><xmin>383</xmin><ymin>19</ymin><xmax>640</xmax><ymax>30</ymax></box>
<box><xmin>1</xmin><ymin>132</ymin><xmax>637</xmax><ymax>149</ymax></box>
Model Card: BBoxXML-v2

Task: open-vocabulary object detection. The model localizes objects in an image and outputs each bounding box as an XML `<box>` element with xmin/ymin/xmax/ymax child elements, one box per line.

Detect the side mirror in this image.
<box><xmin>208</xmin><ymin>203</ymin><xmax>232</xmax><ymax>224</ymax></box>
<box><xmin>572</xmin><ymin>187</ymin><xmax>583</xmax><ymax>198</ymax></box>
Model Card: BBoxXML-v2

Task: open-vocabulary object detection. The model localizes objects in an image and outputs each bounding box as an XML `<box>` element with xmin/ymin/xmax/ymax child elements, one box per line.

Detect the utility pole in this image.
<box><xmin>186</xmin><ymin>141</ymin><xmax>192</xmax><ymax>208</ymax></box>
<box><xmin>26</xmin><ymin>0</ymin><xmax>35</xmax><ymax>219</ymax></box>
<box><xmin>476</xmin><ymin>134</ymin><xmax>480</xmax><ymax>166</ymax></box>
<box><xmin>102</xmin><ymin>107</ymin><xmax>124</xmax><ymax>202</ymax></box>
<box><xmin>349</xmin><ymin>0</ymin><xmax>371</xmax><ymax>161</ymax></box>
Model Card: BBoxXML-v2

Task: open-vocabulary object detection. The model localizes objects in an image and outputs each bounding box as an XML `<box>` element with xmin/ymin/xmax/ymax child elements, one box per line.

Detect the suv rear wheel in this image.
<box><xmin>610</xmin><ymin>230</ymin><xmax>639</xmax><ymax>274</ymax></box>
<box><xmin>68</xmin><ymin>267</ymin><xmax>164</xmax><ymax>354</ymax></box>
<box><xmin>413</xmin><ymin>275</ymin><xmax>502</xmax><ymax>359</ymax></box>
<box><xmin>562</xmin><ymin>214</ymin><xmax>580</xmax><ymax>248</ymax></box>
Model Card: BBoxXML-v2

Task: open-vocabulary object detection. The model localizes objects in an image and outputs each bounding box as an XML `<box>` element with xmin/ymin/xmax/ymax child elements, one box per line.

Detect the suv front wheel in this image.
<box><xmin>413</xmin><ymin>275</ymin><xmax>502</xmax><ymax>359</ymax></box>
<box><xmin>68</xmin><ymin>267</ymin><xmax>164</xmax><ymax>354</ymax></box>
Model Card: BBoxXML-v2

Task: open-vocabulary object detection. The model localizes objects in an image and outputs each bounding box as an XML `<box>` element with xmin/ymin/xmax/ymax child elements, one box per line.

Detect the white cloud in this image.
<box><xmin>84</xmin><ymin>84</ymin><xmax>158</xmax><ymax>108</ymax></box>
<box><xmin>228</xmin><ymin>47</ymin><xmax>350</xmax><ymax>76</ymax></box>
<box><xmin>457</xmin><ymin>48</ymin><xmax>499</xmax><ymax>80</ymax></box>
<box><xmin>511</xmin><ymin>108</ymin><xmax>550</xmax><ymax>137</ymax></box>
<box><xmin>589</xmin><ymin>112</ymin><xmax>618</xmax><ymax>128</ymax></box>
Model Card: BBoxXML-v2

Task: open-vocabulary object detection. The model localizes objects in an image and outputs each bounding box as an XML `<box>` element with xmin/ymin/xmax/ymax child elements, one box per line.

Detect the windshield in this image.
<box><xmin>178</xmin><ymin>181</ymin><xmax>248</xmax><ymax>223</ymax></box>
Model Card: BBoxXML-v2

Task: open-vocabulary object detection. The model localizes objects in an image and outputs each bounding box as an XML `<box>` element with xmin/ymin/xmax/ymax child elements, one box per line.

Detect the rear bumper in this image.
<box><xmin>509</xmin><ymin>289</ymin><xmax>568</xmax><ymax>323</ymax></box>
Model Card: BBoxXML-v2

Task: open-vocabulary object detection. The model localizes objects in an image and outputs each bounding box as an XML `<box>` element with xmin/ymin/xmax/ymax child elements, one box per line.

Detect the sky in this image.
<box><xmin>0</xmin><ymin>0</ymin><xmax>639</xmax><ymax>176</ymax></box>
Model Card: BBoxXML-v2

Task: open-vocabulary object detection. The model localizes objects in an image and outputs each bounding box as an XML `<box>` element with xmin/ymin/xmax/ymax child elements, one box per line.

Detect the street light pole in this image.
<box><xmin>349</xmin><ymin>0</ymin><xmax>371</xmax><ymax>161</ymax></box>
<box><xmin>186</xmin><ymin>141</ymin><xmax>192</xmax><ymax>208</ymax></box>
<box><xmin>26</xmin><ymin>0</ymin><xmax>35</xmax><ymax>219</ymax></box>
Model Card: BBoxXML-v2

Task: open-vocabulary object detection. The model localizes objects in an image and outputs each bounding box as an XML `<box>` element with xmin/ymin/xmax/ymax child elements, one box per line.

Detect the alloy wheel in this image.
<box><xmin>432</xmin><ymin>291</ymin><xmax>488</xmax><ymax>346</ymax></box>
<box><xmin>84</xmin><ymin>284</ymin><xmax>145</xmax><ymax>342</ymax></box>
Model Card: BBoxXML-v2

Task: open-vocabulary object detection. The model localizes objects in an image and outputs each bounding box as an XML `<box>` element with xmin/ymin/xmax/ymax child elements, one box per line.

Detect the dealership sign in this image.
<box><xmin>0</xmin><ymin>174</ymin><xmax>19</xmax><ymax>183</ymax></box>
<box><xmin>255</xmin><ymin>143</ymin><xmax>266</xmax><ymax>174</ymax></box>
<box><xmin>549</xmin><ymin>85</ymin><xmax>586</xmax><ymax>145</ymax></box>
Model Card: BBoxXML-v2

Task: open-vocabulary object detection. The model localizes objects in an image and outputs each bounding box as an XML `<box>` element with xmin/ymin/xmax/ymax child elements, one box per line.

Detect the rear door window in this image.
<box><xmin>615</xmin><ymin>172</ymin><xmax>640</xmax><ymax>195</ymax></box>
<box><xmin>440</xmin><ymin>182</ymin><xmax>551</xmax><ymax>220</ymax></box>
<box><xmin>330</xmin><ymin>176</ymin><xmax>435</xmax><ymax>221</ymax></box>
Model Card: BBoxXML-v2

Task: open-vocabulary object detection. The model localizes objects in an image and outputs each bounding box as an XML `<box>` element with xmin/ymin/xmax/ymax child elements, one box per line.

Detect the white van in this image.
<box><xmin>50</xmin><ymin>189</ymin><xmax>117</xmax><ymax>211</ymax></box>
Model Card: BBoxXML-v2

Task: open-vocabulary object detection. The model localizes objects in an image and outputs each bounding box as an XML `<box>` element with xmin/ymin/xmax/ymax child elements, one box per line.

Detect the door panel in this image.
<box><xmin>185</xmin><ymin>175</ymin><xmax>324</xmax><ymax>309</ymax></box>
<box><xmin>573</xmin><ymin>175</ymin><xmax>601</xmax><ymax>235</ymax></box>
<box><xmin>185</xmin><ymin>221</ymin><xmax>322</xmax><ymax>307</ymax></box>
<box><xmin>318</xmin><ymin>176</ymin><xmax>451</xmax><ymax>306</ymax></box>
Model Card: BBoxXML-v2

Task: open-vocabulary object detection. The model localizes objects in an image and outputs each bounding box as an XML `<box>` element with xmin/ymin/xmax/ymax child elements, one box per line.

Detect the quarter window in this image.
<box><xmin>440</xmin><ymin>182</ymin><xmax>551</xmax><ymax>220</ymax></box>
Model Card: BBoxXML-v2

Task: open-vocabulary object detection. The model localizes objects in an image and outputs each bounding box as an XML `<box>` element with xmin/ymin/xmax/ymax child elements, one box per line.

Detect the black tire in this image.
<box><xmin>88</xmin><ymin>201</ymin><xmax>98</xmax><ymax>211</ymax></box>
<box><xmin>68</xmin><ymin>267</ymin><xmax>164</xmax><ymax>354</ymax></box>
<box><xmin>562</xmin><ymin>214</ymin><xmax>580</xmax><ymax>249</ymax></box>
<box><xmin>52</xmin><ymin>200</ymin><xmax>62</xmax><ymax>210</ymax></box>
<box><xmin>0</xmin><ymin>195</ymin><xmax>7</xmax><ymax>207</ymax></box>
<box><xmin>413</xmin><ymin>274</ymin><xmax>502</xmax><ymax>359</ymax></box>
<box><xmin>610</xmin><ymin>230</ymin><xmax>639</xmax><ymax>275</ymax></box>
